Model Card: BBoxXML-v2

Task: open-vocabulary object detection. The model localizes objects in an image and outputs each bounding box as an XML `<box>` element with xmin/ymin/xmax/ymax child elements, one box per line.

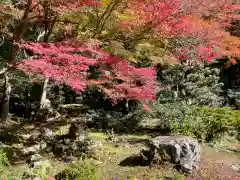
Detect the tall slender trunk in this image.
<box><xmin>38</xmin><ymin>10</ymin><xmax>56</xmax><ymax>111</ymax></box>
<box><xmin>40</xmin><ymin>78</ymin><xmax>49</xmax><ymax>109</ymax></box>
<box><xmin>0</xmin><ymin>0</ymin><xmax>33</xmax><ymax>122</ymax></box>
<box><xmin>36</xmin><ymin>78</ymin><xmax>50</xmax><ymax>121</ymax></box>
<box><xmin>1</xmin><ymin>73</ymin><xmax>11</xmax><ymax>122</ymax></box>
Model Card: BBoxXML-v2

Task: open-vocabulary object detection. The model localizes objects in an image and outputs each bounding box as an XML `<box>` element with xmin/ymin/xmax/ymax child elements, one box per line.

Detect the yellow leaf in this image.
<box><xmin>117</xmin><ymin>13</ymin><xmax>132</xmax><ymax>21</ymax></box>
<box><xmin>128</xmin><ymin>56</ymin><xmax>138</xmax><ymax>63</ymax></box>
<box><xmin>101</xmin><ymin>0</ymin><xmax>111</xmax><ymax>9</ymax></box>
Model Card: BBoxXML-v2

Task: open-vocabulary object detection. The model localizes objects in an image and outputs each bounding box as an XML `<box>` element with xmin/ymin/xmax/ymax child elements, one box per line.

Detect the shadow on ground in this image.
<box><xmin>0</xmin><ymin>116</ymin><xmax>73</xmax><ymax>165</ymax></box>
<box><xmin>119</xmin><ymin>154</ymin><xmax>144</xmax><ymax>167</ymax></box>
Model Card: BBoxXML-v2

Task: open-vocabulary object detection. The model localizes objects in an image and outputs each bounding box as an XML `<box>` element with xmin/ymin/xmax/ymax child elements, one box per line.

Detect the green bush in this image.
<box><xmin>145</xmin><ymin>102</ymin><xmax>240</xmax><ymax>142</ymax></box>
<box><xmin>85</xmin><ymin>108</ymin><xmax>143</xmax><ymax>133</ymax></box>
<box><xmin>143</xmin><ymin>102</ymin><xmax>193</xmax><ymax>134</ymax></box>
<box><xmin>188</xmin><ymin>106</ymin><xmax>240</xmax><ymax>142</ymax></box>
<box><xmin>0</xmin><ymin>149</ymin><xmax>10</xmax><ymax>166</ymax></box>
<box><xmin>0</xmin><ymin>149</ymin><xmax>24</xmax><ymax>180</ymax></box>
<box><xmin>55</xmin><ymin>161</ymin><xmax>99</xmax><ymax>180</ymax></box>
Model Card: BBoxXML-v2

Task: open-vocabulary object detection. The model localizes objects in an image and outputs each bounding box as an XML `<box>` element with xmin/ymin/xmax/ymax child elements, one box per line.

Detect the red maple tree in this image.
<box><xmin>0</xmin><ymin>0</ymin><xmax>103</xmax><ymax>122</ymax></box>
<box><xmin>16</xmin><ymin>41</ymin><xmax>157</xmax><ymax>102</ymax></box>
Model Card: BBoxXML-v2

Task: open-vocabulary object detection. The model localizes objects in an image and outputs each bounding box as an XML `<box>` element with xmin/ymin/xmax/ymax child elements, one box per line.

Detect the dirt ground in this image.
<box><xmin>89</xmin><ymin>132</ymin><xmax>240</xmax><ymax>180</ymax></box>
<box><xmin>1</xmin><ymin>121</ymin><xmax>239</xmax><ymax>180</ymax></box>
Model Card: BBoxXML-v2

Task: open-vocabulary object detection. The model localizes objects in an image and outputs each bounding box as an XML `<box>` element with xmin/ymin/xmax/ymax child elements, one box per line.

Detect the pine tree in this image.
<box><xmin>159</xmin><ymin>64</ymin><xmax>224</xmax><ymax>107</ymax></box>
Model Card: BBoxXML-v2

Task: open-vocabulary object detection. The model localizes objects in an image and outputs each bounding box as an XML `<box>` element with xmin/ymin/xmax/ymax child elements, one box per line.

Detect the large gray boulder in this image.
<box><xmin>148</xmin><ymin>136</ymin><xmax>200</xmax><ymax>173</ymax></box>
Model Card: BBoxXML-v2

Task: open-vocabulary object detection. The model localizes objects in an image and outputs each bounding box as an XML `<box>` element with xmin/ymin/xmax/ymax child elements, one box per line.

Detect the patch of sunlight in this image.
<box><xmin>101</xmin><ymin>144</ymin><xmax>127</xmax><ymax>155</ymax></box>
<box><xmin>54</xmin><ymin>125</ymin><xmax>70</xmax><ymax>136</ymax></box>
<box><xmin>123</xmin><ymin>134</ymin><xmax>151</xmax><ymax>140</ymax></box>
<box><xmin>89</xmin><ymin>132</ymin><xmax>108</xmax><ymax>140</ymax></box>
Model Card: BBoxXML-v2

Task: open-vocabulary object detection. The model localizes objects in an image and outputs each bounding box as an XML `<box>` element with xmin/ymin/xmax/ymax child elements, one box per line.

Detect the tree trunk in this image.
<box><xmin>36</xmin><ymin>12</ymin><xmax>57</xmax><ymax>120</ymax></box>
<box><xmin>11</xmin><ymin>0</ymin><xmax>33</xmax><ymax>61</ymax></box>
<box><xmin>40</xmin><ymin>78</ymin><xmax>49</xmax><ymax>109</ymax></box>
<box><xmin>0</xmin><ymin>0</ymin><xmax>33</xmax><ymax>122</ymax></box>
<box><xmin>36</xmin><ymin>78</ymin><xmax>51</xmax><ymax>121</ymax></box>
<box><xmin>39</xmin><ymin>9</ymin><xmax>57</xmax><ymax>109</ymax></box>
<box><xmin>1</xmin><ymin>73</ymin><xmax>11</xmax><ymax>122</ymax></box>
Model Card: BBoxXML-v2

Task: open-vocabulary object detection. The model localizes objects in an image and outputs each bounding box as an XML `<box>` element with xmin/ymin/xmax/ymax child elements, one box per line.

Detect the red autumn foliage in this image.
<box><xmin>121</xmin><ymin>0</ymin><xmax>235</xmax><ymax>36</ymax></box>
<box><xmin>91</xmin><ymin>55</ymin><xmax>156</xmax><ymax>102</ymax></box>
<box><xmin>16</xmin><ymin>41</ymin><xmax>157</xmax><ymax>102</ymax></box>
<box><xmin>121</xmin><ymin>0</ymin><xmax>239</xmax><ymax>63</ymax></box>
<box><xmin>15</xmin><ymin>0</ymin><xmax>239</xmax><ymax>103</ymax></box>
